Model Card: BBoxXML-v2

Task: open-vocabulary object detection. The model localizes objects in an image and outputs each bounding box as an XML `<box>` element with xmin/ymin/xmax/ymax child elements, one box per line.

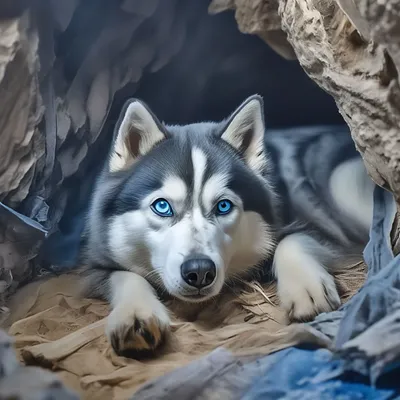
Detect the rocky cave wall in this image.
<box><xmin>0</xmin><ymin>0</ymin><xmax>399</xmax><ymax>395</ymax></box>
<box><xmin>210</xmin><ymin>0</ymin><xmax>400</xmax><ymax>249</ymax></box>
<box><xmin>0</xmin><ymin>0</ymin><xmax>399</xmax><ymax>301</ymax></box>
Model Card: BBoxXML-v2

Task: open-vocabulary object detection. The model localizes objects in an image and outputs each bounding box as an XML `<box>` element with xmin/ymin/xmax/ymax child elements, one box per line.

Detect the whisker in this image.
<box><xmin>143</xmin><ymin>270</ymin><xmax>160</xmax><ymax>280</ymax></box>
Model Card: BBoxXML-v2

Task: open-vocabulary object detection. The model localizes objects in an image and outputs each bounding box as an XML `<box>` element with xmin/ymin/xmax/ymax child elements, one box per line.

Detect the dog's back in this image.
<box><xmin>265</xmin><ymin>125</ymin><xmax>373</xmax><ymax>248</ymax></box>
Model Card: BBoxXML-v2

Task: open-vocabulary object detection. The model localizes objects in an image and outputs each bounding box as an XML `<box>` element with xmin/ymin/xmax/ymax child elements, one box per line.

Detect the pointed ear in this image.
<box><xmin>109</xmin><ymin>99</ymin><xmax>167</xmax><ymax>172</ymax></box>
<box><xmin>220</xmin><ymin>95</ymin><xmax>266</xmax><ymax>174</ymax></box>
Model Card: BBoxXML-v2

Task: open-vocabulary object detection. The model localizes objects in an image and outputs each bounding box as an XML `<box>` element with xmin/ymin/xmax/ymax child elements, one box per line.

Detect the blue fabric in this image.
<box><xmin>242</xmin><ymin>186</ymin><xmax>400</xmax><ymax>400</ymax></box>
<box><xmin>0</xmin><ymin>202</ymin><xmax>47</xmax><ymax>235</ymax></box>
<box><xmin>242</xmin><ymin>348</ymin><xmax>395</xmax><ymax>400</ymax></box>
<box><xmin>334</xmin><ymin>187</ymin><xmax>400</xmax><ymax>347</ymax></box>
<box><xmin>363</xmin><ymin>187</ymin><xmax>396</xmax><ymax>277</ymax></box>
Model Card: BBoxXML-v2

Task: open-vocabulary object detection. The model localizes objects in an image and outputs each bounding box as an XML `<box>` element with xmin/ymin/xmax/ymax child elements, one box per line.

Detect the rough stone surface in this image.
<box><xmin>211</xmin><ymin>0</ymin><xmax>400</xmax><ymax>250</ymax></box>
<box><xmin>1</xmin><ymin>0</ymin><xmax>400</xmax><ymax>301</ymax></box>
<box><xmin>0</xmin><ymin>0</ymin><xmax>188</xmax><ymax>305</ymax></box>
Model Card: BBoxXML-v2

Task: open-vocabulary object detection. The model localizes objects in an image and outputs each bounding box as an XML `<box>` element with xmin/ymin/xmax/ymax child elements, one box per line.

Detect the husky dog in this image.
<box><xmin>81</xmin><ymin>95</ymin><xmax>375</xmax><ymax>358</ymax></box>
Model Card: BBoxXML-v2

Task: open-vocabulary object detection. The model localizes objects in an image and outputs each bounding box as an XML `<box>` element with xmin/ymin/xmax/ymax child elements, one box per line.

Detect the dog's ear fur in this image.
<box><xmin>109</xmin><ymin>99</ymin><xmax>166</xmax><ymax>172</ymax></box>
<box><xmin>220</xmin><ymin>95</ymin><xmax>266</xmax><ymax>174</ymax></box>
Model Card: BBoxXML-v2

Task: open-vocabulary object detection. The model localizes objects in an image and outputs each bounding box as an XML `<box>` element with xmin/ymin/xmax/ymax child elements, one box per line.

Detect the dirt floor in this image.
<box><xmin>3</xmin><ymin>263</ymin><xmax>366</xmax><ymax>399</ymax></box>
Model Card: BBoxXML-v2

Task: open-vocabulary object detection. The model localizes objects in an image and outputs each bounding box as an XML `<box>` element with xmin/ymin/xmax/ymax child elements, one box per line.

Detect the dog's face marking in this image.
<box><xmin>103</xmin><ymin>96</ymin><xmax>276</xmax><ymax>302</ymax></box>
<box><xmin>191</xmin><ymin>148</ymin><xmax>207</xmax><ymax>207</ymax></box>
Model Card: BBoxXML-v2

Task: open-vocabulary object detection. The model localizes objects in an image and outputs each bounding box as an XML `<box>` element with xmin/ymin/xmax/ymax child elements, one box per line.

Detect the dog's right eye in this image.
<box><xmin>151</xmin><ymin>198</ymin><xmax>174</xmax><ymax>217</ymax></box>
<box><xmin>216</xmin><ymin>199</ymin><xmax>233</xmax><ymax>216</ymax></box>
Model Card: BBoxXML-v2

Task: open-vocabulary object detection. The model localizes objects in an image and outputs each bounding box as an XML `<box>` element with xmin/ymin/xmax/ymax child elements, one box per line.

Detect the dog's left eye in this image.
<box><xmin>216</xmin><ymin>199</ymin><xmax>233</xmax><ymax>215</ymax></box>
<box><xmin>151</xmin><ymin>198</ymin><xmax>173</xmax><ymax>217</ymax></box>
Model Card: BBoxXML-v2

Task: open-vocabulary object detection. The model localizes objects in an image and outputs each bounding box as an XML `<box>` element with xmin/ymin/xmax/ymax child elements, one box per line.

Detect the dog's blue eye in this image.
<box><xmin>216</xmin><ymin>200</ymin><xmax>233</xmax><ymax>215</ymax></box>
<box><xmin>151</xmin><ymin>199</ymin><xmax>173</xmax><ymax>217</ymax></box>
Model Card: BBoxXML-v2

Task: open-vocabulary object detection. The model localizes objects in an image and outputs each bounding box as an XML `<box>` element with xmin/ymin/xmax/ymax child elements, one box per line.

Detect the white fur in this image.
<box><xmin>149</xmin><ymin>155</ymin><xmax>231</xmax><ymax>300</ymax></box>
<box><xmin>159</xmin><ymin>213</ymin><xmax>226</xmax><ymax>301</ymax></box>
<box><xmin>227</xmin><ymin>212</ymin><xmax>275</xmax><ymax>274</ymax></box>
<box><xmin>107</xmin><ymin>165</ymin><xmax>273</xmax><ymax>302</ymax></box>
<box><xmin>106</xmin><ymin>271</ymin><xmax>170</xmax><ymax>340</ymax></box>
<box><xmin>162</xmin><ymin>176</ymin><xmax>187</xmax><ymax>204</ymax></box>
<box><xmin>273</xmin><ymin>233</ymin><xmax>340</xmax><ymax>320</ymax></box>
<box><xmin>202</xmin><ymin>173</ymin><xmax>229</xmax><ymax>211</ymax></box>
<box><xmin>108</xmin><ymin>211</ymin><xmax>149</xmax><ymax>272</ymax></box>
<box><xmin>329</xmin><ymin>158</ymin><xmax>374</xmax><ymax>233</ymax></box>
<box><xmin>191</xmin><ymin>147</ymin><xmax>207</xmax><ymax>207</ymax></box>
<box><xmin>107</xmin><ymin>176</ymin><xmax>187</xmax><ymax>270</ymax></box>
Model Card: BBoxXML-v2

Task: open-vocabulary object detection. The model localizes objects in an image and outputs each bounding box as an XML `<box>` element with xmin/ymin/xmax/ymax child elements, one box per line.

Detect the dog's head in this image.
<box><xmin>94</xmin><ymin>95</ymin><xmax>277</xmax><ymax>302</ymax></box>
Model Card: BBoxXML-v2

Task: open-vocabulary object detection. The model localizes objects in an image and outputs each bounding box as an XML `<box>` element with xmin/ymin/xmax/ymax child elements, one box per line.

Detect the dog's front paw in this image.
<box><xmin>106</xmin><ymin>301</ymin><xmax>170</xmax><ymax>358</ymax></box>
<box><xmin>278</xmin><ymin>268</ymin><xmax>341</xmax><ymax>323</ymax></box>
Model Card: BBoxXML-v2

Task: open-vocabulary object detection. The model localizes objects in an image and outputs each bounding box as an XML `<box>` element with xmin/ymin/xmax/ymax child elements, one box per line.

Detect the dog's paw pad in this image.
<box><xmin>109</xmin><ymin>315</ymin><xmax>168</xmax><ymax>358</ymax></box>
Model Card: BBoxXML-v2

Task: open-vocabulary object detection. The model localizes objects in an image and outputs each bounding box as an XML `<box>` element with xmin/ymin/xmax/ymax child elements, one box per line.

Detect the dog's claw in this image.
<box><xmin>109</xmin><ymin>315</ymin><xmax>167</xmax><ymax>358</ymax></box>
<box><xmin>106</xmin><ymin>300</ymin><xmax>170</xmax><ymax>359</ymax></box>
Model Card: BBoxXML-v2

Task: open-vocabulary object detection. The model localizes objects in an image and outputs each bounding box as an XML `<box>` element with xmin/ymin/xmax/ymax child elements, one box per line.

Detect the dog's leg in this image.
<box><xmin>273</xmin><ymin>233</ymin><xmax>341</xmax><ymax>322</ymax></box>
<box><xmin>106</xmin><ymin>271</ymin><xmax>170</xmax><ymax>357</ymax></box>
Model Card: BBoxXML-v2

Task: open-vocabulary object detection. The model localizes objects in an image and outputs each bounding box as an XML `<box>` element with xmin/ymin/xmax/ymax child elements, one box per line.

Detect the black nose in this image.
<box><xmin>180</xmin><ymin>256</ymin><xmax>216</xmax><ymax>289</ymax></box>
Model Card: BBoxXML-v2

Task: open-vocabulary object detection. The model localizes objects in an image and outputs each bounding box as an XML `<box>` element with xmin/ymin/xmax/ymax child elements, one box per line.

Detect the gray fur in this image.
<box><xmin>81</xmin><ymin>96</ymin><xmax>278</xmax><ymax>298</ymax></box>
<box><xmin>79</xmin><ymin>95</ymin><xmax>374</xmax><ymax>358</ymax></box>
